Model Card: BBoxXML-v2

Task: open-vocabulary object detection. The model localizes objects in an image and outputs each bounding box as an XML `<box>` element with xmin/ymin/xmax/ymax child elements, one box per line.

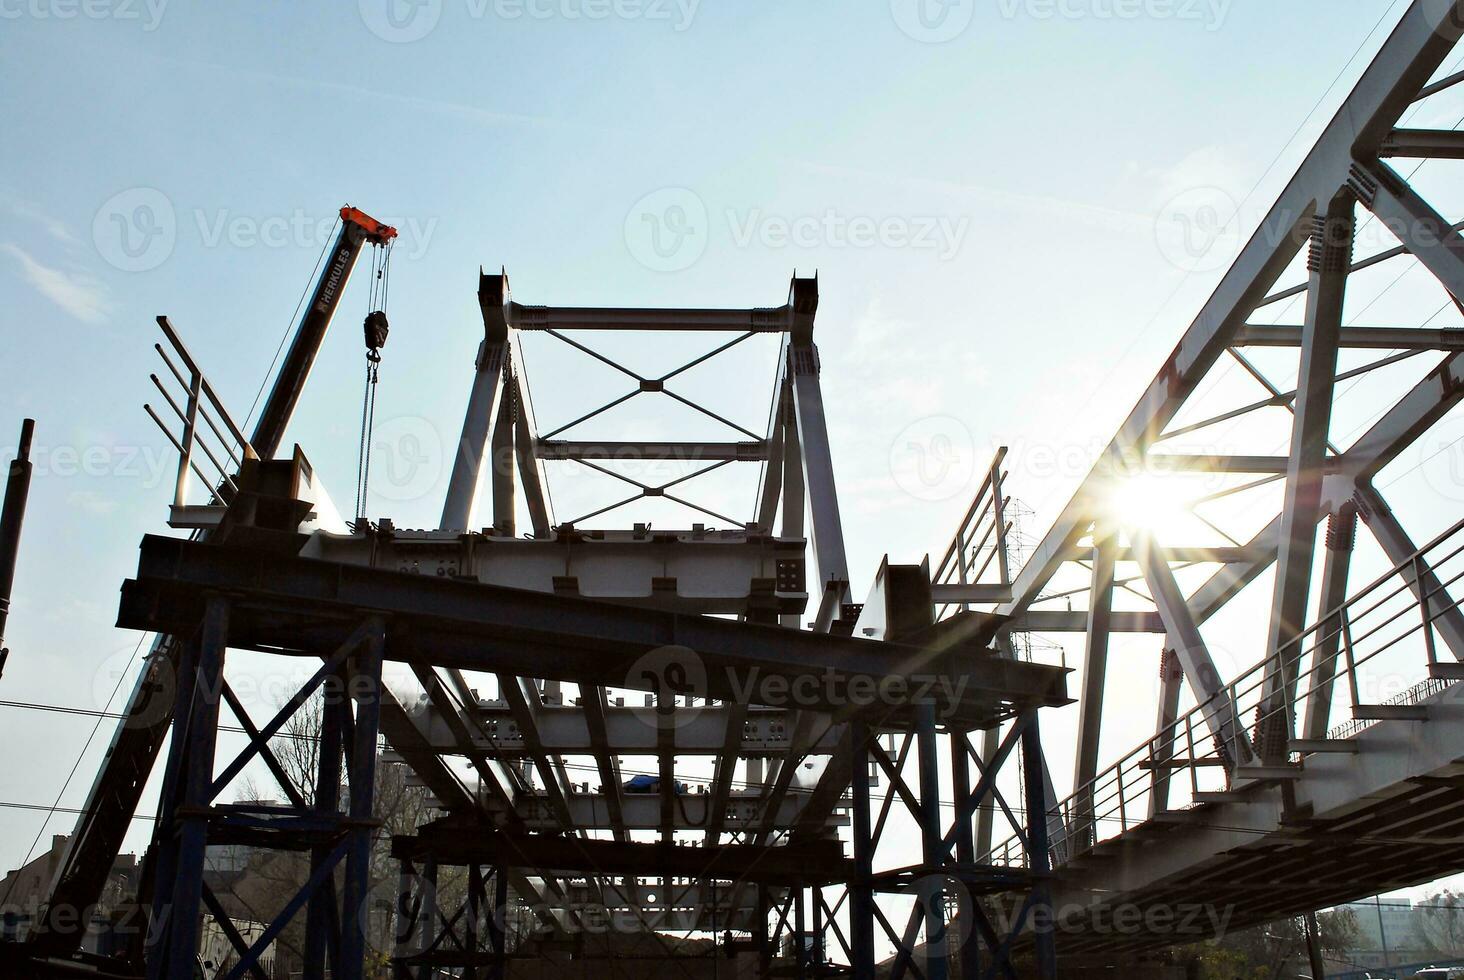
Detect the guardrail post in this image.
<box><xmin>173</xmin><ymin>370</ymin><xmax>202</xmax><ymax>508</ymax></box>
<box><xmin>1418</xmin><ymin>554</ymin><xmax>1440</xmax><ymax>669</ymax></box>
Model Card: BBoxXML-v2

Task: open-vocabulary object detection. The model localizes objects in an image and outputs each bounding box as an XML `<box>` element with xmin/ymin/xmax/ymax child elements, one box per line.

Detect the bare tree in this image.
<box><xmin>222</xmin><ymin>692</ymin><xmax>437</xmax><ymax>978</ymax></box>
<box><xmin>1420</xmin><ymin>890</ymin><xmax>1464</xmax><ymax>958</ymax></box>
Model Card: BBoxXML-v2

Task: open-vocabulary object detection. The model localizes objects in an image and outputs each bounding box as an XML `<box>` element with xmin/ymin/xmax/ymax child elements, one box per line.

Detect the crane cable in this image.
<box><xmin>355</xmin><ymin>239</ymin><xmax>393</xmax><ymax>524</ymax></box>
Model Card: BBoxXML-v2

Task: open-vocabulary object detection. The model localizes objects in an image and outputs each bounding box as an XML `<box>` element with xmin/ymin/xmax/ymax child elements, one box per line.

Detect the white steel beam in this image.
<box><xmin>442</xmin><ymin>273</ymin><xmax>513</xmax><ymax>531</ymax></box>
<box><xmin>1261</xmin><ymin>199</ymin><xmax>1354</xmax><ymax>730</ymax></box>
<box><xmin>1235</xmin><ymin>325</ymin><xmax>1464</xmax><ymax>349</ymax></box>
<box><xmin>1072</xmin><ymin>525</ymin><xmax>1117</xmax><ymax>834</ymax></box>
<box><xmin>1358</xmin><ymin>159</ymin><xmax>1464</xmax><ymax>300</ymax></box>
<box><xmin>1134</xmin><ymin>530</ymin><xmax>1247</xmax><ymax>758</ymax></box>
<box><xmin>1357</xmin><ymin>483</ymin><xmax>1464</xmax><ymax>659</ymax></box>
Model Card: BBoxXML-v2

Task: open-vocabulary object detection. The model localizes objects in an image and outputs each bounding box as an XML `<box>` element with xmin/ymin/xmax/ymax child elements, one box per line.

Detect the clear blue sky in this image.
<box><xmin>3</xmin><ymin>0</ymin><xmax>1454</xmax><ymax>905</ymax></box>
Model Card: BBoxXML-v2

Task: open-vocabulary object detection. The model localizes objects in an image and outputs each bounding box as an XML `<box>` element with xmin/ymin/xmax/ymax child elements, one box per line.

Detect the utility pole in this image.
<box><xmin>1376</xmin><ymin>895</ymin><xmax>1392</xmax><ymax>973</ymax></box>
<box><xmin>0</xmin><ymin>418</ymin><xmax>35</xmax><ymax>679</ymax></box>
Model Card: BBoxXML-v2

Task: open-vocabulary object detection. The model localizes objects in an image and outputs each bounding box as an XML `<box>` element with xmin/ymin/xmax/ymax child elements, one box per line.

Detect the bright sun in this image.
<box><xmin>1106</xmin><ymin>473</ymin><xmax>1196</xmax><ymax>539</ymax></box>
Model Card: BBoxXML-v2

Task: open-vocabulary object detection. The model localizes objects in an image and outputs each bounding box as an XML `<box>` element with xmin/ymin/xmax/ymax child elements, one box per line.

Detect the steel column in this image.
<box><xmin>1260</xmin><ymin>199</ymin><xmax>1354</xmax><ymax>758</ymax></box>
<box><xmin>848</xmin><ymin>720</ymin><xmax>876</xmax><ymax>980</ymax></box>
<box><xmin>1302</xmin><ymin>506</ymin><xmax>1358</xmax><ymax>739</ymax></box>
<box><xmin>1020</xmin><ymin>712</ymin><xmax>1057</xmax><ymax>979</ymax></box>
<box><xmin>163</xmin><ymin>596</ymin><xmax>228</xmax><ymax>980</ymax></box>
<box><xmin>441</xmin><ymin>340</ymin><xmax>507</xmax><ymax>531</ymax></box>
<box><xmin>340</xmin><ymin>621</ymin><xmax>385</xmax><ymax>980</ymax></box>
<box><xmin>491</xmin><ymin>388</ymin><xmax>516</xmax><ymax>536</ymax></box>
<box><xmin>915</xmin><ymin>701</ymin><xmax>948</xmax><ymax>980</ymax></box>
<box><xmin>1148</xmin><ymin>648</ymin><xmax>1184</xmax><ymax>816</ymax></box>
<box><xmin>1072</xmin><ymin>523</ymin><xmax>1117</xmax><ymax>846</ymax></box>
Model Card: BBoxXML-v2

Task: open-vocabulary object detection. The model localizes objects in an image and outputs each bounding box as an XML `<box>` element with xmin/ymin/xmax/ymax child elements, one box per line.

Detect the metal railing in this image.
<box><xmin>988</xmin><ymin>514</ymin><xmax>1464</xmax><ymax>869</ymax></box>
<box><xmin>144</xmin><ymin>315</ymin><xmax>256</xmax><ymax>511</ymax></box>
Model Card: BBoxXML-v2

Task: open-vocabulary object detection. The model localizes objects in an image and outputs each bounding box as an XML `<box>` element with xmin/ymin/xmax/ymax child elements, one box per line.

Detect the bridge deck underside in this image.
<box><xmin>1041</xmin><ymin>683</ymin><xmax>1464</xmax><ymax>957</ymax></box>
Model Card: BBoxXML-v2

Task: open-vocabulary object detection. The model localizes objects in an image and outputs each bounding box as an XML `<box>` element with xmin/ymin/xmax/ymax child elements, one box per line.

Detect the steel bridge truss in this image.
<box><xmin>21</xmin><ymin>266</ymin><xmax>1071</xmax><ymax>980</ymax></box>
<box><xmin>25</xmin><ymin>4</ymin><xmax>1464</xmax><ymax>976</ymax></box>
<box><xmin>934</xmin><ymin>0</ymin><xmax>1464</xmax><ymax>952</ymax></box>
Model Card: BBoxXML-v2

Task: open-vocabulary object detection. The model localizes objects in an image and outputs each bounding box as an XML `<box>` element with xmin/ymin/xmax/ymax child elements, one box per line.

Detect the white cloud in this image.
<box><xmin>0</xmin><ymin>243</ymin><xmax>110</xmax><ymax>324</ymax></box>
<box><xmin>0</xmin><ymin>195</ymin><xmax>82</xmax><ymax>247</ymax></box>
<box><xmin>66</xmin><ymin>490</ymin><xmax>119</xmax><ymax>517</ymax></box>
<box><xmin>1142</xmin><ymin>144</ymin><xmax>1247</xmax><ymax>206</ymax></box>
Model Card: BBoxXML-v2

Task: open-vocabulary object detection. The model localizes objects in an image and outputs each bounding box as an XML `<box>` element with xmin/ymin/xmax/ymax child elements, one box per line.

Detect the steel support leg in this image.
<box><xmin>491</xmin><ymin>386</ymin><xmax>516</xmax><ymax>536</ymax></box>
<box><xmin>1261</xmin><ymin>197</ymin><xmax>1354</xmax><ymax>759</ymax></box>
<box><xmin>163</xmin><ymin>596</ymin><xmax>228</xmax><ymax>980</ymax></box>
<box><xmin>441</xmin><ymin>339</ymin><xmax>507</xmax><ymax>531</ymax></box>
<box><xmin>1020</xmin><ymin>712</ymin><xmax>1057</xmax><ymax>980</ymax></box>
<box><xmin>393</xmin><ymin>860</ymin><xmax>417</xmax><ymax>980</ymax></box>
<box><xmin>1073</xmin><ymin>524</ymin><xmax>1116</xmax><ymax>847</ymax></box>
<box><xmin>486</xmin><ymin>866</ymin><xmax>508</xmax><ymax>980</ymax></box>
<box><xmin>1148</xmin><ymin>648</ymin><xmax>1184</xmax><ymax>816</ymax></box>
<box><xmin>788</xmin><ymin>340</ymin><xmax>851</xmax><ymax>621</ymax></box>
<box><xmin>340</xmin><ymin>622</ymin><xmax>385</xmax><ymax>980</ymax></box>
<box><xmin>305</xmin><ymin>669</ymin><xmax>345</xmax><ymax>980</ymax></box>
<box><xmin>848</xmin><ymin>720</ymin><xmax>876</xmax><ymax>980</ymax></box>
<box><xmin>915</xmin><ymin>702</ymin><xmax>948</xmax><ymax>980</ymax></box>
<box><xmin>1303</xmin><ymin>506</ymin><xmax>1357</xmax><ymax>739</ymax></box>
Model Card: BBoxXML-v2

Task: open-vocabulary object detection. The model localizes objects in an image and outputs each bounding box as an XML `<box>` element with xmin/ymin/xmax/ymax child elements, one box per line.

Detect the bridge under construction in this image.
<box><xmin>6</xmin><ymin>2</ymin><xmax>1464</xmax><ymax>978</ymax></box>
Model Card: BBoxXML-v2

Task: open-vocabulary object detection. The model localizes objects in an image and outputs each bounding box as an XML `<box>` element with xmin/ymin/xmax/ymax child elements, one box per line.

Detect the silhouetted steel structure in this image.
<box><xmin>10</xmin><ymin>3</ymin><xmax>1464</xmax><ymax>977</ymax></box>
